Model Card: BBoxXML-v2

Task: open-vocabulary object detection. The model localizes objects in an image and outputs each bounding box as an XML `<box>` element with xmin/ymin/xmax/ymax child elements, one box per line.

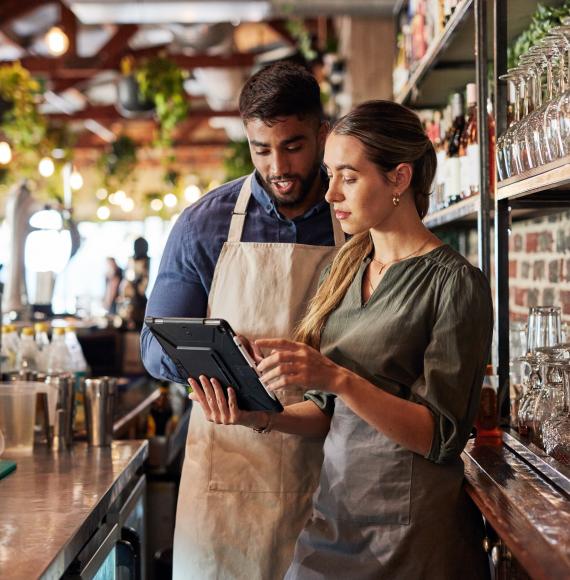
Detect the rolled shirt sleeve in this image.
<box><xmin>412</xmin><ymin>265</ymin><xmax>494</xmax><ymax>464</ymax></box>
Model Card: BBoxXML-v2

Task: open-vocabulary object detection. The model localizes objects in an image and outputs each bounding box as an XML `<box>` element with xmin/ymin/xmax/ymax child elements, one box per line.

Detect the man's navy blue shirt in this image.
<box><xmin>141</xmin><ymin>170</ymin><xmax>336</xmax><ymax>381</ymax></box>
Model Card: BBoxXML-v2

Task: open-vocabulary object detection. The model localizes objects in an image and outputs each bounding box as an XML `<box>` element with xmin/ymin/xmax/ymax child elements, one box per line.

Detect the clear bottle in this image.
<box><xmin>46</xmin><ymin>327</ymin><xmax>73</xmax><ymax>375</ymax></box>
<box><xmin>34</xmin><ymin>322</ymin><xmax>51</xmax><ymax>373</ymax></box>
<box><xmin>65</xmin><ymin>326</ymin><xmax>88</xmax><ymax>373</ymax></box>
<box><xmin>1</xmin><ymin>324</ymin><xmax>20</xmax><ymax>374</ymax></box>
<box><xmin>16</xmin><ymin>327</ymin><xmax>40</xmax><ymax>372</ymax></box>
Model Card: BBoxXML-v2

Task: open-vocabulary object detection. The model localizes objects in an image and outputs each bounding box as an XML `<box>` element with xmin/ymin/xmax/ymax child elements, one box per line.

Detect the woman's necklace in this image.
<box><xmin>367</xmin><ymin>237</ymin><xmax>433</xmax><ymax>295</ymax></box>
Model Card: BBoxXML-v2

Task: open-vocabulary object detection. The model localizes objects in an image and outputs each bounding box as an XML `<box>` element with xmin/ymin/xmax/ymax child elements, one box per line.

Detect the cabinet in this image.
<box><xmin>393</xmin><ymin>1</ymin><xmax>570</xmax><ymax>577</ymax></box>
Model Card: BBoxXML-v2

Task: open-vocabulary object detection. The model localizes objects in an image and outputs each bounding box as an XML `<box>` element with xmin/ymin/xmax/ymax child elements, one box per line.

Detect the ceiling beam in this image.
<box><xmin>59</xmin><ymin>0</ymin><xmax>78</xmax><ymax>60</ymax></box>
<box><xmin>5</xmin><ymin>51</ymin><xmax>255</xmax><ymax>81</ymax></box>
<box><xmin>0</xmin><ymin>0</ymin><xmax>47</xmax><ymax>28</ymax></box>
<box><xmin>46</xmin><ymin>105</ymin><xmax>240</xmax><ymax>122</ymax></box>
<box><xmin>53</xmin><ymin>23</ymin><xmax>139</xmax><ymax>92</ymax></box>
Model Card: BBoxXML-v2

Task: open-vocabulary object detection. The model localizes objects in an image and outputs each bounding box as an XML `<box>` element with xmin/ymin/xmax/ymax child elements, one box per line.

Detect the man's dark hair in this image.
<box><xmin>239</xmin><ymin>61</ymin><xmax>323</xmax><ymax>125</ymax></box>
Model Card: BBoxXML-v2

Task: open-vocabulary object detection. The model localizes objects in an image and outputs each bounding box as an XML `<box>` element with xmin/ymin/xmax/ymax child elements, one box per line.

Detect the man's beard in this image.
<box><xmin>259</xmin><ymin>160</ymin><xmax>322</xmax><ymax>209</ymax></box>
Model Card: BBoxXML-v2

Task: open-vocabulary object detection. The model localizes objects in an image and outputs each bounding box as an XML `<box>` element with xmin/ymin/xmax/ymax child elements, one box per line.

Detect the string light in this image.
<box><xmin>184</xmin><ymin>184</ymin><xmax>202</xmax><ymax>204</ymax></box>
<box><xmin>97</xmin><ymin>206</ymin><xmax>110</xmax><ymax>220</ymax></box>
<box><xmin>150</xmin><ymin>199</ymin><xmax>163</xmax><ymax>211</ymax></box>
<box><xmin>121</xmin><ymin>197</ymin><xmax>135</xmax><ymax>213</ymax></box>
<box><xmin>0</xmin><ymin>141</ymin><xmax>12</xmax><ymax>165</ymax></box>
<box><xmin>38</xmin><ymin>157</ymin><xmax>55</xmax><ymax>177</ymax></box>
<box><xmin>69</xmin><ymin>169</ymin><xmax>83</xmax><ymax>190</ymax></box>
<box><xmin>45</xmin><ymin>26</ymin><xmax>70</xmax><ymax>57</ymax></box>
<box><xmin>163</xmin><ymin>193</ymin><xmax>178</xmax><ymax>208</ymax></box>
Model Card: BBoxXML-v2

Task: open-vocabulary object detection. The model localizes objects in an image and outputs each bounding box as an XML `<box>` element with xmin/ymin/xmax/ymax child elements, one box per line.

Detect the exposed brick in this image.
<box><xmin>533</xmin><ymin>260</ymin><xmax>545</xmax><ymax>281</ymax></box>
<box><xmin>549</xmin><ymin>259</ymin><xmax>560</xmax><ymax>283</ymax></box>
<box><xmin>528</xmin><ymin>288</ymin><xmax>539</xmax><ymax>307</ymax></box>
<box><xmin>521</xmin><ymin>261</ymin><xmax>531</xmax><ymax>279</ymax></box>
<box><xmin>561</xmin><ymin>291</ymin><xmax>570</xmax><ymax>316</ymax></box>
<box><xmin>509</xmin><ymin>260</ymin><xmax>517</xmax><ymax>278</ymax></box>
<box><xmin>526</xmin><ymin>232</ymin><xmax>539</xmax><ymax>253</ymax></box>
<box><xmin>514</xmin><ymin>288</ymin><xmax>528</xmax><ymax>307</ymax></box>
<box><xmin>543</xmin><ymin>287</ymin><xmax>555</xmax><ymax>305</ymax></box>
<box><xmin>540</xmin><ymin>231</ymin><xmax>554</xmax><ymax>252</ymax></box>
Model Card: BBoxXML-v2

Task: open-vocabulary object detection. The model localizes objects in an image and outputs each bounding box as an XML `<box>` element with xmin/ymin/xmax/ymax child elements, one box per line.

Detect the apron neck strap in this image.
<box><xmin>228</xmin><ymin>172</ymin><xmax>345</xmax><ymax>247</ymax></box>
<box><xmin>227</xmin><ymin>174</ymin><xmax>254</xmax><ymax>242</ymax></box>
<box><xmin>329</xmin><ymin>205</ymin><xmax>346</xmax><ymax>247</ymax></box>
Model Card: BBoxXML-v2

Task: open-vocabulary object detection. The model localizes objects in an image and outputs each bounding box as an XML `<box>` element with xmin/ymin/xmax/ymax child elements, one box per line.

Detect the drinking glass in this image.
<box><xmin>497</xmin><ymin>68</ymin><xmax>526</xmax><ymax>178</ymax></box>
<box><xmin>542</xmin><ymin>361</ymin><xmax>570</xmax><ymax>464</ymax></box>
<box><xmin>532</xmin><ymin>358</ymin><xmax>566</xmax><ymax>447</ymax></box>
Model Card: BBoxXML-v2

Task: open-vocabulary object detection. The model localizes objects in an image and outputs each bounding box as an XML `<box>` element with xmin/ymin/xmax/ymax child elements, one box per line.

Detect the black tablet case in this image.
<box><xmin>145</xmin><ymin>317</ymin><xmax>283</xmax><ymax>412</ymax></box>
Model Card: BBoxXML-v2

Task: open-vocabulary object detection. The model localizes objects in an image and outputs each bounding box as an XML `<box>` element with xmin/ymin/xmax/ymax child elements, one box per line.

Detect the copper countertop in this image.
<box><xmin>463</xmin><ymin>433</ymin><xmax>570</xmax><ymax>580</ymax></box>
<box><xmin>0</xmin><ymin>440</ymin><xmax>148</xmax><ymax>579</ymax></box>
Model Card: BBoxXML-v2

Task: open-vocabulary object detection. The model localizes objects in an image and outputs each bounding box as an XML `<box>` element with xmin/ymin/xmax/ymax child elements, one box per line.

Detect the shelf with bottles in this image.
<box><xmin>423</xmin><ymin>194</ymin><xmax>481</xmax><ymax>228</ymax></box>
<box><xmin>497</xmin><ymin>154</ymin><xmax>570</xmax><ymax>201</ymax></box>
<box><xmin>394</xmin><ymin>0</ymin><xmax>475</xmax><ymax>107</ymax></box>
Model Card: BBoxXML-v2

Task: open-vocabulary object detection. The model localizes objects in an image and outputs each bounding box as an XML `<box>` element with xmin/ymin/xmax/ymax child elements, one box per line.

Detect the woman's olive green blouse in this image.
<box><xmin>306</xmin><ymin>244</ymin><xmax>494</xmax><ymax>464</ymax></box>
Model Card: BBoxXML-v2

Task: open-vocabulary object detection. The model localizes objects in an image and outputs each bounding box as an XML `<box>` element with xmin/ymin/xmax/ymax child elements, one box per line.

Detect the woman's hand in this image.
<box><xmin>188</xmin><ymin>375</ymin><xmax>270</xmax><ymax>428</ymax></box>
<box><xmin>255</xmin><ymin>338</ymin><xmax>350</xmax><ymax>394</ymax></box>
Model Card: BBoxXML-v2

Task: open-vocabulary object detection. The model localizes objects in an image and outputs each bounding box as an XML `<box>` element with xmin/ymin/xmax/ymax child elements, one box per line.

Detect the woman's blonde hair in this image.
<box><xmin>295</xmin><ymin>100</ymin><xmax>436</xmax><ymax>348</ymax></box>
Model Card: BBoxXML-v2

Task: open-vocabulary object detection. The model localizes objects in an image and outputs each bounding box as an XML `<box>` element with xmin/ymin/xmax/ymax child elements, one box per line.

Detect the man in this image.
<box><xmin>141</xmin><ymin>61</ymin><xmax>344</xmax><ymax>579</ymax></box>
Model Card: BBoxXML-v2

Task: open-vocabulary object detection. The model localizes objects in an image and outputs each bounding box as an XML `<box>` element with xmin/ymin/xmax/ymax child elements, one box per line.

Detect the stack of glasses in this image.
<box><xmin>497</xmin><ymin>19</ymin><xmax>570</xmax><ymax>181</ymax></box>
<box><xmin>516</xmin><ymin>306</ymin><xmax>570</xmax><ymax>464</ymax></box>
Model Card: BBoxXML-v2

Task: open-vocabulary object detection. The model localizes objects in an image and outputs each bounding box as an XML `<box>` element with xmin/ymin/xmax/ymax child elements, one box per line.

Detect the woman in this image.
<box><xmin>189</xmin><ymin>100</ymin><xmax>493</xmax><ymax>579</ymax></box>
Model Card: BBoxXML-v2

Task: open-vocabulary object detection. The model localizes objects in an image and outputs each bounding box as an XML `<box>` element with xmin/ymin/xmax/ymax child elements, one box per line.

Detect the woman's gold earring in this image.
<box><xmin>392</xmin><ymin>195</ymin><xmax>400</xmax><ymax>207</ymax></box>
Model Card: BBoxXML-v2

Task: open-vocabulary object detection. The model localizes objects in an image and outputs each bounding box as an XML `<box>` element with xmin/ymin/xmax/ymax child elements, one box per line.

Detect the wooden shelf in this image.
<box><xmin>423</xmin><ymin>195</ymin><xmax>480</xmax><ymax>228</ymax></box>
<box><xmin>497</xmin><ymin>156</ymin><xmax>570</xmax><ymax>201</ymax></box>
<box><xmin>395</xmin><ymin>0</ymin><xmax>474</xmax><ymax>108</ymax></box>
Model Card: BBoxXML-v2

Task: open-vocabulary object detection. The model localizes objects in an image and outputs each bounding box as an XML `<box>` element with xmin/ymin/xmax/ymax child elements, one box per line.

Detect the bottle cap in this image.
<box><xmin>53</xmin><ymin>327</ymin><xmax>66</xmax><ymax>336</ymax></box>
<box><xmin>22</xmin><ymin>327</ymin><xmax>34</xmax><ymax>336</ymax></box>
<box><xmin>450</xmin><ymin>93</ymin><xmax>463</xmax><ymax>118</ymax></box>
<box><xmin>34</xmin><ymin>322</ymin><xmax>49</xmax><ymax>332</ymax></box>
<box><xmin>485</xmin><ymin>364</ymin><xmax>494</xmax><ymax>375</ymax></box>
<box><xmin>466</xmin><ymin>83</ymin><xmax>477</xmax><ymax>105</ymax></box>
<box><xmin>65</xmin><ymin>326</ymin><xmax>76</xmax><ymax>332</ymax></box>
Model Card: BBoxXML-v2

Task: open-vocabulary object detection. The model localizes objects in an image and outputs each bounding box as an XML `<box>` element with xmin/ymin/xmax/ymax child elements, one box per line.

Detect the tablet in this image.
<box><xmin>145</xmin><ymin>317</ymin><xmax>283</xmax><ymax>413</ymax></box>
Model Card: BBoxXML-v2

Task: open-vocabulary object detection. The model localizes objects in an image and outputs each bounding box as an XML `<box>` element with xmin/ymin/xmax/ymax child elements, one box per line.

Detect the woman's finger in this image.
<box><xmin>188</xmin><ymin>377</ymin><xmax>208</xmax><ymax>407</ymax></box>
<box><xmin>199</xmin><ymin>375</ymin><xmax>219</xmax><ymax>419</ymax></box>
<box><xmin>257</xmin><ymin>349</ymin><xmax>298</xmax><ymax>374</ymax></box>
<box><xmin>227</xmin><ymin>387</ymin><xmax>240</xmax><ymax>423</ymax></box>
<box><xmin>211</xmin><ymin>378</ymin><xmax>230</xmax><ymax>423</ymax></box>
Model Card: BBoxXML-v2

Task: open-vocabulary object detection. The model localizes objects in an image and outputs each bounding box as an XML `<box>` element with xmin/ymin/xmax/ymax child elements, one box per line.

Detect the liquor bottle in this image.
<box><xmin>1</xmin><ymin>324</ymin><xmax>20</xmax><ymax>374</ymax></box>
<box><xmin>460</xmin><ymin>83</ymin><xmax>477</xmax><ymax>199</ymax></box>
<box><xmin>475</xmin><ymin>364</ymin><xmax>503</xmax><ymax>446</ymax></box>
<box><xmin>446</xmin><ymin>93</ymin><xmax>465</xmax><ymax>205</ymax></box>
<box><xmin>148</xmin><ymin>381</ymin><xmax>174</xmax><ymax>437</ymax></box>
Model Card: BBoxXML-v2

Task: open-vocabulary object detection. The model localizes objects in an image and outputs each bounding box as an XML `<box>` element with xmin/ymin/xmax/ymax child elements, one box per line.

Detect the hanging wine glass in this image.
<box><xmin>497</xmin><ymin>68</ymin><xmax>526</xmax><ymax>178</ymax></box>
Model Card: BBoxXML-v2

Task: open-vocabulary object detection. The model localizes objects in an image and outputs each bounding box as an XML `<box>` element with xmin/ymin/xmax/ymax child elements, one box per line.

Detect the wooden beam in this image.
<box><xmin>0</xmin><ymin>0</ymin><xmax>46</xmax><ymax>28</ymax></box>
<box><xmin>46</xmin><ymin>105</ymin><xmax>240</xmax><ymax>122</ymax></box>
<box><xmin>53</xmin><ymin>24</ymin><xmax>139</xmax><ymax>92</ymax></box>
<box><xmin>58</xmin><ymin>0</ymin><xmax>77</xmax><ymax>60</ymax></box>
<box><xmin>266</xmin><ymin>19</ymin><xmax>297</xmax><ymax>46</ymax></box>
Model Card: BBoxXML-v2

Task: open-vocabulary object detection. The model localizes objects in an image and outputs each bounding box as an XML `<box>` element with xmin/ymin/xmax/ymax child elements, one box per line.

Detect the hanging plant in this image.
<box><xmin>285</xmin><ymin>17</ymin><xmax>318</xmax><ymax>62</ymax></box>
<box><xmin>0</xmin><ymin>62</ymin><xmax>46</xmax><ymax>154</ymax></box>
<box><xmin>135</xmin><ymin>56</ymin><xmax>189</xmax><ymax>149</ymax></box>
<box><xmin>99</xmin><ymin>135</ymin><xmax>138</xmax><ymax>187</ymax></box>
<box><xmin>223</xmin><ymin>140</ymin><xmax>254</xmax><ymax>182</ymax></box>
<box><xmin>508</xmin><ymin>3</ymin><xmax>570</xmax><ymax>68</ymax></box>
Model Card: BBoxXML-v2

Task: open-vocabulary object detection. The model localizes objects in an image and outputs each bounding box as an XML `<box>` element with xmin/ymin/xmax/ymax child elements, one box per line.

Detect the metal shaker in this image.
<box><xmin>84</xmin><ymin>377</ymin><xmax>117</xmax><ymax>446</ymax></box>
<box><xmin>45</xmin><ymin>373</ymin><xmax>75</xmax><ymax>448</ymax></box>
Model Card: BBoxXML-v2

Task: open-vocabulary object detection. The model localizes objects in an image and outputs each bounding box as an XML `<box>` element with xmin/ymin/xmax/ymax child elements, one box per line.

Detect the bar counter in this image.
<box><xmin>0</xmin><ymin>440</ymin><xmax>148</xmax><ymax>579</ymax></box>
<box><xmin>463</xmin><ymin>432</ymin><xmax>570</xmax><ymax>579</ymax></box>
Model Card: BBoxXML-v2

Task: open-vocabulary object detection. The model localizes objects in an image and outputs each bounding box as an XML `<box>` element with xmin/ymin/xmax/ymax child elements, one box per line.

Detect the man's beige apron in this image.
<box><xmin>173</xmin><ymin>174</ymin><xmax>344</xmax><ymax>579</ymax></box>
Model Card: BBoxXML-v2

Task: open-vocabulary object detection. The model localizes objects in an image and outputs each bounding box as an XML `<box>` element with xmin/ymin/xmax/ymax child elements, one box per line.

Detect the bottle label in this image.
<box><xmin>467</xmin><ymin>143</ymin><xmax>481</xmax><ymax>194</ymax></box>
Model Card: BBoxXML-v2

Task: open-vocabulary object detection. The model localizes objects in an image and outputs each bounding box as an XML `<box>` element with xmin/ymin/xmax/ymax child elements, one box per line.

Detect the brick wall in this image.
<box><xmin>507</xmin><ymin>211</ymin><xmax>570</xmax><ymax>322</ymax></box>
<box><xmin>440</xmin><ymin>210</ymin><xmax>570</xmax><ymax>323</ymax></box>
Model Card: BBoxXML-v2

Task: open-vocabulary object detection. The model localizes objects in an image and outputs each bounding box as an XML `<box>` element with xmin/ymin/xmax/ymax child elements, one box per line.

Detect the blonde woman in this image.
<box><xmin>189</xmin><ymin>100</ymin><xmax>493</xmax><ymax>579</ymax></box>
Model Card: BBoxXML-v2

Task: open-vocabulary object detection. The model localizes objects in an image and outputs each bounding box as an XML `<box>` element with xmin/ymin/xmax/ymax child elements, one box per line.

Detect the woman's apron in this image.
<box><xmin>173</xmin><ymin>174</ymin><xmax>344</xmax><ymax>580</ymax></box>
